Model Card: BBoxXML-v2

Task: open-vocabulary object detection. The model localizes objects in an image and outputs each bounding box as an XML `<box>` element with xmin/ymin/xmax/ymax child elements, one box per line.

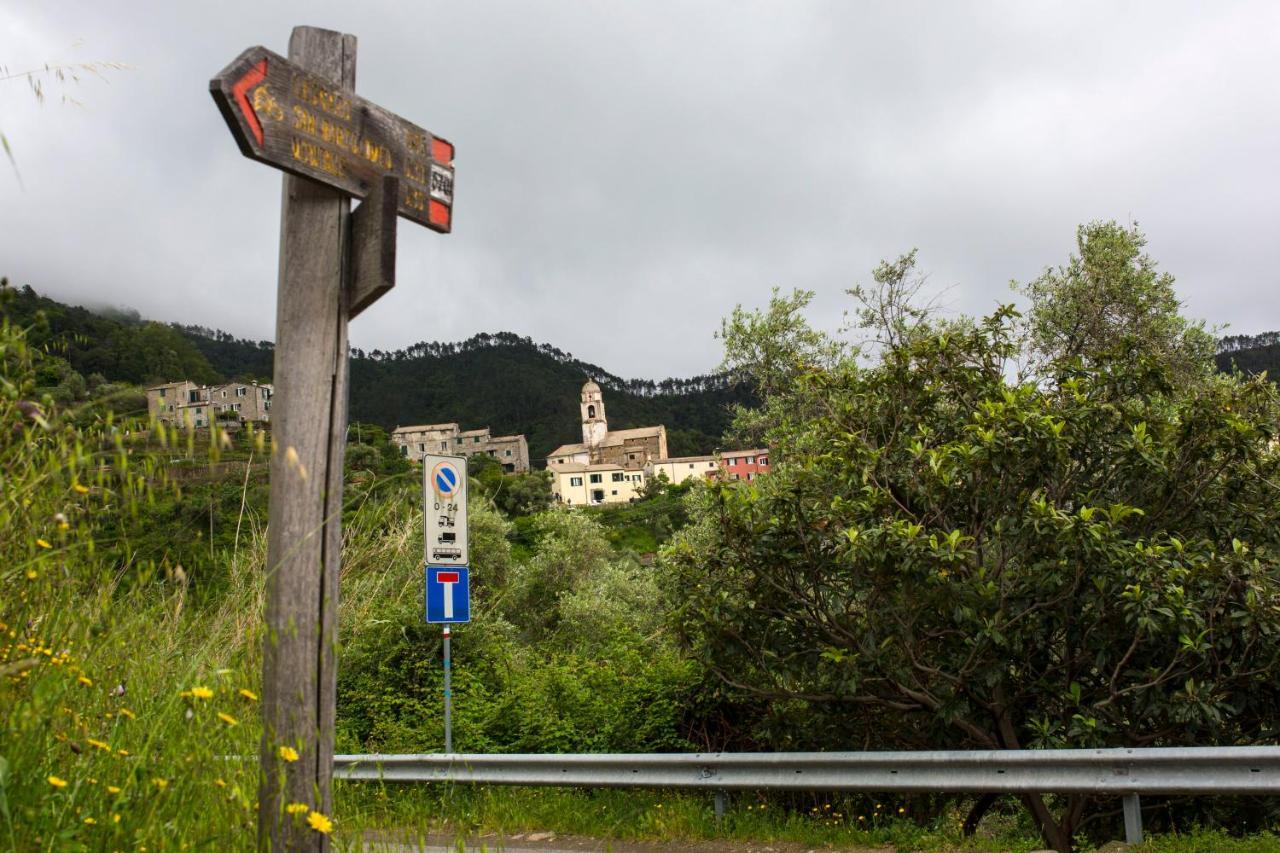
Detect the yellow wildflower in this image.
<box><xmin>48</xmin><ymin>776</ymin><xmax>69</xmax><ymax>788</ymax></box>
<box><xmin>84</xmin><ymin>817</ymin><xmax>96</xmax><ymax>825</ymax></box>
<box><xmin>87</xmin><ymin>738</ymin><xmax>111</xmax><ymax>752</ymax></box>
<box><xmin>117</xmin><ymin>749</ymin><xmax>130</xmax><ymax>757</ymax></box>
<box><xmin>217</xmin><ymin>712</ymin><xmax>238</xmax><ymax>726</ymax></box>
<box><xmin>25</xmin><ymin>569</ymin><xmax>37</xmax><ymax>580</ymax></box>
<box><xmin>278</xmin><ymin>746</ymin><xmax>299</xmax><ymax>763</ymax></box>
<box><xmin>213</xmin><ymin>779</ymin><xmax>226</xmax><ymax>788</ymax></box>
<box><xmin>107</xmin><ymin>786</ymin><xmax>121</xmax><ymax>795</ymax></box>
<box><xmin>285</xmin><ymin>803</ymin><xmax>309</xmax><ymax>815</ymax></box>
<box><xmin>78</xmin><ymin>676</ymin><xmax>93</xmax><ymax>686</ymax></box>
<box><xmin>190</xmin><ymin>686</ymin><xmax>214</xmax><ymax>700</ymax></box>
<box><xmin>306</xmin><ymin>811</ymin><xmax>333</xmax><ymax>834</ymax></box>
<box><xmin>119</xmin><ymin>708</ymin><xmax>136</xmax><ymax>720</ymax></box>
<box><xmin>36</xmin><ymin>539</ymin><xmax>51</xmax><ymax>549</ymax></box>
<box><xmin>238</xmin><ymin>688</ymin><xmax>258</xmax><ymax>701</ymax></box>
<box><xmin>152</xmin><ymin>778</ymin><xmax>168</xmax><ymax>790</ymax></box>
<box><xmin>113</xmin><ymin>814</ymin><xmax>121</xmax><ymax>824</ymax></box>
<box><xmin>74</xmin><ymin>484</ymin><xmax>90</xmax><ymax>494</ymax></box>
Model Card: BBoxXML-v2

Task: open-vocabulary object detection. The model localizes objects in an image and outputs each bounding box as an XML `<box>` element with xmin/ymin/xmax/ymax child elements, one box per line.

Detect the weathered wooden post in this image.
<box><xmin>210</xmin><ymin>25</ymin><xmax>454</xmax><ymax>849</ymax></box>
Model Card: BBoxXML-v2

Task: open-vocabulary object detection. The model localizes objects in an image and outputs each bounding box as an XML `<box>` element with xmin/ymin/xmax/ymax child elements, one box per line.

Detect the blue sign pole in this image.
<box><xmin>442</xmin><ymin>625</ymin><xmax>452</xmax><ymax>753</ymax></box>
<box><xmin>426</xmin><ymin>566</ymin><xmax>469</xmax><ymax>753</ymax></box>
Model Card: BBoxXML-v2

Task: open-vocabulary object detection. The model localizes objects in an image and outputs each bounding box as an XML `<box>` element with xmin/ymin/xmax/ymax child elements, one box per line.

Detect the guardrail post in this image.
<box><xmin>1122</xmin><ymin>794</ymin><xmax>1143</xmax><ymax>844</ymax></box>
<box><xmin>714</xmin><ymin>790</ymin><xmax>726</xmax><ymax>825</ymax></box>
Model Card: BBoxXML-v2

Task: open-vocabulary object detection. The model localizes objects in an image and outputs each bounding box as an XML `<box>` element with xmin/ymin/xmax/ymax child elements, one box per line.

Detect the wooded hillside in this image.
<box><xmin>1216</xmin><ymin>331</ymin><xmax>1280</xmax><ymax>379</ymax></box>
<box><xmin>0</xmin><ymin>282</ymin><xmax>749</xmax><ymax>459</ymax></box>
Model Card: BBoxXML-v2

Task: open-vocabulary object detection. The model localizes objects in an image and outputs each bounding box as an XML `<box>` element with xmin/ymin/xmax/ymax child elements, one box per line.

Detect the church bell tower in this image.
<box><xmin>581</xmin><ymin>380</ymin><xmax>608</xmax><ymax>458</ymax></box>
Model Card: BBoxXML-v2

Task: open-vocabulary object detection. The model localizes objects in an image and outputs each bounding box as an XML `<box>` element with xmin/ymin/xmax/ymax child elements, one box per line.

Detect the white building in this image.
<box><xmin>646</xmin><ymin>455</ymin><xmax>720</xmax><ymax>486</ymax></box>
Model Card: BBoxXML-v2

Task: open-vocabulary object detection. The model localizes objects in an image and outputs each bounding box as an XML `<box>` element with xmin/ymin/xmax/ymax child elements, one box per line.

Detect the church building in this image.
<box><xmin>548</xmin><ymin>380</ymin><xmax>667</xmax><ymax>472</ymax></box>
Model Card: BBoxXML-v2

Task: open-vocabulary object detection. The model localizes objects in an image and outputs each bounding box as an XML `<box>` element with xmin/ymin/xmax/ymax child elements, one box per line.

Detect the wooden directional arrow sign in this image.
<box><xmin>211</xmin><ymin>46</ymin><xmax>455</xmax><ymax>233</ymax></box>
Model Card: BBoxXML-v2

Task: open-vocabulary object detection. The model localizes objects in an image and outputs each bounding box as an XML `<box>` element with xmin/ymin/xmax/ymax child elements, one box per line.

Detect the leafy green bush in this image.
<box><xmin>667</xmin><ymin>232</ymin><xmax>1280</xmax><ymax>849</ymax></box>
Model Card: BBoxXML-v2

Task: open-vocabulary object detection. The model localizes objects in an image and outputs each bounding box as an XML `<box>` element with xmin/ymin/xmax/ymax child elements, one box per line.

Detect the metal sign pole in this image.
<box><xmin>443</xmin><ymin>625</ymin><xmax>453</xmax><ymax>753</ymax></box>
<box><xmin>423</xmin><ymin>453</ymin><xmax>469</xmax><ymax>755</ymax></box>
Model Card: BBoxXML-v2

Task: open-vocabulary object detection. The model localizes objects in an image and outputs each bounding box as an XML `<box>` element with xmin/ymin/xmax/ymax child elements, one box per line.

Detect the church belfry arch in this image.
<box><xmin>581</xmin><ymin>380</ymin><xmax>609</xmax><ymax>453</ymax></box>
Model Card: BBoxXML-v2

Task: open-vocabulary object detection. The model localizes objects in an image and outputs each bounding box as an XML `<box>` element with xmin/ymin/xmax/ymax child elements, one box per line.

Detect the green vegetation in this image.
<box><xmin>1</xmin><ymin>284</ymin><xmax>220</xmax><ymax>387</ymax></box>
<box><xmin>584</xmin><ymin>479</ymin><xmax>693</xmax><ymax>555</ymax></box>
<box><xmin>1217</xmin><ymin>332</ymin><xmax>1280</xmax><ymax>380</ymax></box>
<box><xmin>669</xmin><ymin>222</ymin><xmax>1280</xmax><ymax>849</ymax></box>
<box><xmin>339</xmin><ymin>784</ymin><xmax>1050</xmax><ymax>851</ymax></box>
<box><xmin>0</xmin><ymin>306</ymin><xmax>262</xmax><ymax>848</ymax></box>
<box><xmin>339</xmin><ymin>785</ymin><xmax>1280</xmax><ymax>852</ymax></box>
<box><xmin>4</xmin><ymin>221</ymin><xmax>1279</xmax><ymax>851</ymax></box>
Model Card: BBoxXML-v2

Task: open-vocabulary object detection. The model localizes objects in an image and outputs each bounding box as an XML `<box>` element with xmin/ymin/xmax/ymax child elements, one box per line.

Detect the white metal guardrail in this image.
<box><xmin>334</xmin><ymin>747</ymin><xmax>1280</xmax><ymax>844</ymax></box>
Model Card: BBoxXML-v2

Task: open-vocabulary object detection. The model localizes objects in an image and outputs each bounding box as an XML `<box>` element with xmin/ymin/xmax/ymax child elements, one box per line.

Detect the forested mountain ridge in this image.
<box><xmin>1215</xmin><ymin>331</ymin><xmax>1280</xmax><ymax>378</ymax></box>
<box><xmin>345</xmin><ymin>333</ymin><xmax>749</xmax><ymax>459</ymax></box>
<box><xmin>0</xmin><ymin>282</ymin><xmax>749</xmax><ymax>459</ymax></box>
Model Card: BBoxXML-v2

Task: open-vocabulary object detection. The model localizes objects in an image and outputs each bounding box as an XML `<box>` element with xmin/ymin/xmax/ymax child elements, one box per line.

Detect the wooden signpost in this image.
<box><xmin>211</xmin><ymin>42</ymin><xmax>455</xmax><ymax>233</ymax></box>
<box><xmin>210</xmin><ymin>26</ymin><xmax>453</xmax><ymax>850</ymax></box>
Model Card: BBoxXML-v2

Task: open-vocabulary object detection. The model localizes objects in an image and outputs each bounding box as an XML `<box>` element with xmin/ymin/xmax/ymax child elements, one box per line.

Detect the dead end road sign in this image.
<box><xmin>426</xmin><ymin>566</ymin><xmax>471</xmax><ymax>624</ymax></box>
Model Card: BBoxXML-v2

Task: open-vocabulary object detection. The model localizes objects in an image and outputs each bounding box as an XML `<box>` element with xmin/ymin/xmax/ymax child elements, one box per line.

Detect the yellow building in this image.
<box><xmin>551</xmin><ymin>461</ymin><xmax>647</xmax><ymax>506</ymax></box>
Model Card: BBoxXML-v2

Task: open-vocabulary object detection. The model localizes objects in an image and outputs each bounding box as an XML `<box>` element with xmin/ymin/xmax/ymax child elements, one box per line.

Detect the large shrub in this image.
<box><xmin>666</xmin><ymin>233</ymin><xmax>1280</xmax><ymax>850</ymax></box>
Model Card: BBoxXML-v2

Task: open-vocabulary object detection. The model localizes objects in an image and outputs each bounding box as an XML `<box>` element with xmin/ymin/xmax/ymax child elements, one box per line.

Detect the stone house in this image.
<box><xmin>146</xmin><ymin>380</ymin><xmax>273</xmax><ymax>428</ymax></box>
<box><xmin>391</xmin><ymin>422</ymin><xmax>530</xmax><ymax>473</ymax></box>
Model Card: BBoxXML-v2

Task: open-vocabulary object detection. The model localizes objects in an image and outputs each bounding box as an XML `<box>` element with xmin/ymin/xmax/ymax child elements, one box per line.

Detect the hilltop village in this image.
<box><xmin>392</xmin><ymin>380</ymin><xmax>768</xmax><ymax>505</ymax></box>
<box><xmin>145</xmin><ymin>374</ymin><xmax>765</xmax><ymax>507</ymax></box>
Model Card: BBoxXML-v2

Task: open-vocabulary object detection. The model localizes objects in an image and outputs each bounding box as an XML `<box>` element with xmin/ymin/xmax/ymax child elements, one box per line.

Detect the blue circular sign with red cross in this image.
<box><xmin>431</xmin><ymin>460</ymin><xmax>461</xmax><ymax>500</ymax></box>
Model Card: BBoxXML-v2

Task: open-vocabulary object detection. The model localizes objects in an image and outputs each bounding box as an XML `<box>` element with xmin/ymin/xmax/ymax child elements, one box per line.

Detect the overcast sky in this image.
<box><xmin>3</xmin><ymin>2</ymin><xmax>1278</xmax><ymax>379</ymax></box>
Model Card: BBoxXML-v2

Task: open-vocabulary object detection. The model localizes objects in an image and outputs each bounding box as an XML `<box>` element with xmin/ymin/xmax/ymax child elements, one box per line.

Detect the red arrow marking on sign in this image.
<box><xmin>231</xmin><ymin>58</ymin><xmax>268</xmax><ymax>146</ymax></box>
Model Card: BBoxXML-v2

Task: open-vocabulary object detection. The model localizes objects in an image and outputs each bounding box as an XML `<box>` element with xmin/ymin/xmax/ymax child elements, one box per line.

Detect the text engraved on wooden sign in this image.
<box><xmin>211</xmin><ymin>46</ymin><xmax>455</xmax><ymax>233</ymax></box>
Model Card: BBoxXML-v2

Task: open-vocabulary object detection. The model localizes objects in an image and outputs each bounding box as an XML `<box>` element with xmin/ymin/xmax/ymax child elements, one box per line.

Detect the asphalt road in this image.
<box><xmin>359</xmin><ymin>831</ymin><xmax>891</xmax><ymax>853</ymax></box>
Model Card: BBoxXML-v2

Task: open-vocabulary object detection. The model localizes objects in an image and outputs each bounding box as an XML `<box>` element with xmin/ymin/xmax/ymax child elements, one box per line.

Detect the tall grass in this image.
<box><xmin>0</xmin><ymin>299</ymin><xmax>440</xmax><ymax>846</ymax></box>
<box><xmin>0</xmin><ymin>313</ymin><xmax>294</xmax><ymax>848</ymax></box>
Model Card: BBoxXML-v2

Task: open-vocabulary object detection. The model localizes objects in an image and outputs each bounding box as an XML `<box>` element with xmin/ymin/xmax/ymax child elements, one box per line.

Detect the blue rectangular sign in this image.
<box><xmin>425</xmin><ymin>565</ymin><xmax>470</xmax><ymax>623</ymax></box>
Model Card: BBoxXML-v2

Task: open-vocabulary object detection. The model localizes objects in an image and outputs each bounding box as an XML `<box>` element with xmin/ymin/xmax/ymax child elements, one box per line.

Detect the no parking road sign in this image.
<box><xmin>426</xmin><ymin>566</ymin><xmax>470</xmax><ymax>623</ymax></box>
<box><xmin>422</xmin><ymin>454</ymin><xmax>468</xmax><ymax>566</ymax></box>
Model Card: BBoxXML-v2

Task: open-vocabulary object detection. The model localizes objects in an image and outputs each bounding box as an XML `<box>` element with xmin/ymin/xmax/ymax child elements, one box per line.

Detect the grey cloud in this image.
<box><xmin>2</xmin><ymin>1</ymin><xmax>1277</xmax><ymax>378</ymax></box>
